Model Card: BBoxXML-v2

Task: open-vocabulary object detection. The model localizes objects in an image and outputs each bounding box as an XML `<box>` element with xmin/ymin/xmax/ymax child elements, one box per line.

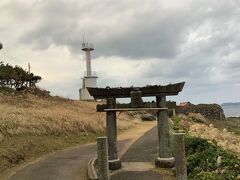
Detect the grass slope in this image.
<box><xmin>172</xmin><ymin>113</ymin><xmax>240</xmax><ymax>179</ymax></box>
<box><xmin>0</xmin><ymin>89</ymin><xmax>136</xmax><ymax>173</ymax></box>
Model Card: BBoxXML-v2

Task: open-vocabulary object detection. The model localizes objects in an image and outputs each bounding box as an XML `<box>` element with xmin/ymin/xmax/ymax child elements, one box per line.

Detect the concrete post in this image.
<box><xmin>97</xmin><ymin>137</ymin><xmax>109</xmax><ymax>180</ymax></box>
<box><xmin>172</xmin><ymin>108</ymin><xmax>176</xmax><ymax>116</ymax></box>
<box><xmin>106</xmin><ymin>98</ymin><xmax>121</xmax><ymax>170</ymax></box>
<box><xmin>155</xmin><ymin>95</ymin><xmax>174</xmax><ymax>168</ymax></box>
<box><xmin>173</xmin><ymin>133</ymin><xmax>187</xmax><ymax>180</ymax></box>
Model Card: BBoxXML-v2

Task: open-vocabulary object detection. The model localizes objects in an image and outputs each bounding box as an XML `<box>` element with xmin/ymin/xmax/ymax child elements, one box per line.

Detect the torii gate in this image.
<box><xmin>88</xmin><ymin>82</ymin><xmax>185</xmax><ymax>170</ymax></box>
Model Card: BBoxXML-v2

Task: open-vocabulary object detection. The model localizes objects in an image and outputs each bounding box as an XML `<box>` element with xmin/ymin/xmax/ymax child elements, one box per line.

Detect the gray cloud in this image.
<box><xmin>15</xmin><ymin>0</ymin><xmax>240</xmax><ymax>61</ymax></box>
<box><xmin>1</xmin><ymin>0</ymin><xmax>240</xmax><ymax>104</ymax></box>
<box><xmin>15</xmin><ymin>0</ymin><xmax>198</xmax><ymax>58</ymax></box>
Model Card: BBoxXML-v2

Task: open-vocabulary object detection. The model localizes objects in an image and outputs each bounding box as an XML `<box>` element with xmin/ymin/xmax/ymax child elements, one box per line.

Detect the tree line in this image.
<box><xmin>0</xmin><ymin>61</ymin><xmax>42</xmax><ymax>89</ymax></box>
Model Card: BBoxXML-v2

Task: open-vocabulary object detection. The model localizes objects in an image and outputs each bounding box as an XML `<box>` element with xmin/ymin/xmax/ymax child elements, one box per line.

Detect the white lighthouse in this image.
<box><xmin>79</xmin><ymin>42</ymin><xmax>98</xmax><ymax>100</ymax></box>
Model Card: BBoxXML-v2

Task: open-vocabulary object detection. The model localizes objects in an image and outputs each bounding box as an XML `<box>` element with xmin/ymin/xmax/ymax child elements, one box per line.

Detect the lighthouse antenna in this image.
<box><xmin>28</xmin><ymin>63</ymin><xmax>31</xmax><ymax>74</ymax></box>
<box><xmin>82</xmin><ymin>35</ymin><xmax>85</xmax><ymax>43</ymax></box>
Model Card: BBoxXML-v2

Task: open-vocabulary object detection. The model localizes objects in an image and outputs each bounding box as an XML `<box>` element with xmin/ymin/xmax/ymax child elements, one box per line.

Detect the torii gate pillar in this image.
<box><xmin>106</xmin><ymin>98</ymin><xmax>121</xmax><ymax>170</ymax></box>
<box><xmin>155</xmin><ymin>95</ymin><xmax>174</xmax><ymax>168</ymax></box>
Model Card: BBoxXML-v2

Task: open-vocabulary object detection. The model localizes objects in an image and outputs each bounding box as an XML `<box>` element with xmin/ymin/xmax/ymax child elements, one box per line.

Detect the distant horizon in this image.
<box><xmin>221</xmin><ymin>103</ymin><xmax>240</xmax><ymax>117</ymax></box>
<box><xmin>221</xmin><ymin>102</ymin><xmax>240</xmax><ymax>105</ymax></box>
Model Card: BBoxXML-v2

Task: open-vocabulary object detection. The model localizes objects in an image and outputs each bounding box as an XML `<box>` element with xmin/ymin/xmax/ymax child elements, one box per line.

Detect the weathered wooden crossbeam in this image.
<box><xmin>96</xmin><ymin>101</ymin><xmax>176</xmax><ymax>112</ymax></box>
<box><xmin>104</xmin><ymin>108</ymin><xmax>167</xmax><ymax>112</ymax></box>
<box><xmin>87</xmin><ymin>82</ymin><xmax>185</xmax><ymax>99</ymax></box>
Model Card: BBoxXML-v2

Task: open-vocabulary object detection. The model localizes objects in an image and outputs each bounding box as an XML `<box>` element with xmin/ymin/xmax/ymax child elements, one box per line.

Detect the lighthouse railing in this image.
<box><xmin>82</xmin><ymin>42</ymin><xmax>94</xmax><ymax>49</ymax></box>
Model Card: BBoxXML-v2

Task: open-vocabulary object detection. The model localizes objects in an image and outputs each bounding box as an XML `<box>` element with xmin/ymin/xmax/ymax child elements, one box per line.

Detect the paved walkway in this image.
<box><xmin>121</xmin><ymin>126</ymin><xmax>158</xmax><ymax>162</ymax></box>
<box><xmin>8</xmin><ymin>122</ymin><xmax>172</xmax><ymax>180</ymax></box>
<box><xmin>10</xmin><ymin>140</ymin><xmax>131</xmax><ymax>180</ymax></box>
<box><xmin>10</xmin><ymin>143</ymin><xmax>96</xmax><ymax>180</ymax></box>
<box><xmin>111</xmin><ymin>126</ymin><xmax>175</xmax><ymax>180</ymax></box>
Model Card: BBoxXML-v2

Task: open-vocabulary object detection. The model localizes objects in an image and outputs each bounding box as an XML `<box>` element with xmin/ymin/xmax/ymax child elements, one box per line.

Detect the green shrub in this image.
<box><xmin>172</xmin><ymin>115</ymin><xmax>181</xmax><ymax>131</ymax></box>
<box><xmin>194</xmin><ymin>171</ymin><xmax>218</xmax><ymax>180</ymax></box>
<box><xmin>171</xmin><ymin>115</ymin><xmax>239</xmax><ymax>179</ymax></box>
<box><xmin>185</xmin><ymin>136</ymin><xmax>240</xmax><ymax>179</ymax></box>
<box><xmin>171</xmin><ymin>115</ymin><xmax>189</xmax><ymax>132</ymax></box>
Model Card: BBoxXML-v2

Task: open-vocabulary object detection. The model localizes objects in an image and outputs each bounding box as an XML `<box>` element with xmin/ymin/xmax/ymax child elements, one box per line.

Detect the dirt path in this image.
<box><xmin>4</xmin><ymin>121</ymin><xmax>156</xmax><ymax>180</ymax></box>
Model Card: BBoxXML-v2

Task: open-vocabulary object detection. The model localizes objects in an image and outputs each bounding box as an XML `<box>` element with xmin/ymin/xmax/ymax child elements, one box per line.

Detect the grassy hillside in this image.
<box><xmin>175</xmin><ymin>113</ymin><xmax>240</xmax><ymax>155</ymax></box>
<box><xmin>172</xmin><ymin>113</ymin><xmax>240</xmax><ymax>179</ymax></box>
<box><xmin>0</xmin><ymin>89</ymin><xmax>137</xmax><ymax>173</ymax></box>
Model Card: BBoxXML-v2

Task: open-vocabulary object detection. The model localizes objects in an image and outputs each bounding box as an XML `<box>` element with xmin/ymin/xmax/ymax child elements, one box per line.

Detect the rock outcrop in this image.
<box><xmin>176</xmin><ymin>104</ymin><xmax>225</xmax><ymax>120</ymax></box>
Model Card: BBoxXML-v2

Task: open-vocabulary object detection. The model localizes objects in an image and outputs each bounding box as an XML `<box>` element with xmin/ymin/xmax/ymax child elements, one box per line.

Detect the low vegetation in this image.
<box><xmin>211</xmin><ymin>117</ymin><xmax>240</xmax><ymax>135</ymax></box>
<box><xmin>185</xmin><ymin>136</ymin><xmax>240</xmax><ymax>179</ymax></box>
<box><xmin>172</xmin><ymin>113</ymin><xmax>240</xmax><ymax>179</ymax></box>
<box><xmin>0</xmin><ymin>89</ymin><xmax>137</xmax><ymax>173</ymax></box>
<box><xmin>176</xmin><ymin>113</ymin><xmax>240</xmax><ymax>155</ymax></box>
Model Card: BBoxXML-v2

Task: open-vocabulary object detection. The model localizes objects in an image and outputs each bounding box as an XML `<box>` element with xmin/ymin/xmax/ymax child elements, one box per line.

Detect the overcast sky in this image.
<box><xmin>0</xmin><ymin>0</ymin><xmax>239</xmax><ymax>104</ymax></box>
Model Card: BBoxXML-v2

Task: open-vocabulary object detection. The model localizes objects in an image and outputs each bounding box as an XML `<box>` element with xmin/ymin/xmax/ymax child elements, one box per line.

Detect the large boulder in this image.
<box><xmin>141</xmin><ymin>114</ymin><xmax>156</xmax><ymax>121</ymax></box>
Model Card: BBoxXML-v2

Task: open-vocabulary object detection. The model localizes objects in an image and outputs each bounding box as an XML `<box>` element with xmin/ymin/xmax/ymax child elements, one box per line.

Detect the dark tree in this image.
<box><xmin>0</xmin><ymin>61</ymin><xmax>42</xmax><ymax>89</ymax></box>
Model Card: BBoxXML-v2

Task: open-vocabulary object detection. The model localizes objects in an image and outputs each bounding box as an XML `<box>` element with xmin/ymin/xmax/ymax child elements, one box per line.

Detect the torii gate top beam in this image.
<box><xmin>87</xmin><ymin>82</ymin><xmax>185</xmax><ymax>99</ymax></box>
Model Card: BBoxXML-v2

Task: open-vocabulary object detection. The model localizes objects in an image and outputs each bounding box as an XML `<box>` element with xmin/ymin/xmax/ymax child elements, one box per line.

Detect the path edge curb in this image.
<box><xmin>87</xmin><ymin>157</ymin><xmax>98</xmax><ymax>180</ymax></box>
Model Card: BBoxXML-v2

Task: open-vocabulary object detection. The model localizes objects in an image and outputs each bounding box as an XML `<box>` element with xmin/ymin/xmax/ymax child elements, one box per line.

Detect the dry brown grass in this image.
<box><xmin>0</xmin><ymin>93</ymin><xmax>135</xmax><ymax>137</ymax></box>
<box><xmin>189</xmin><ymin>123</ymin><xmax>240</xmax><ymax>155</ymax></box>
<box><xmin>0</xmin><ymin>92</ymin><xmax>137</xmax><ymax>173</ymax></box>
<box><xmin>178</xmin><ymin>113</ymin><xmax>240</xmax><ymax>156</ymax></box>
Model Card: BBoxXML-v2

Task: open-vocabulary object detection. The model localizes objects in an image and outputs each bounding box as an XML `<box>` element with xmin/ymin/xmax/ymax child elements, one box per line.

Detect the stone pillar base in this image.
<box><xmin>108</xmin><ymin>159</ymin><xmax>122</xmax><ymax>170</ymax></box>
<box><xmin>155</xmin><ymin>157</ymin><xmax>175</xmax><ymax>168</ymax></box>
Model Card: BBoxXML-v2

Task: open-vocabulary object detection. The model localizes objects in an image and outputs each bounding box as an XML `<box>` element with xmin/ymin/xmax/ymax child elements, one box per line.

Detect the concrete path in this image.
<box><xmin>7</xmin><ymin>122</ymin><xmax>158</xmax><ymax>180</ymax></box>
<box><xmin>111</xmin><ymin>126</ymin><xmax>175</xmax><ymax>180</ymax></box>
<box><xmin>10</xmin><ymin>140</ymin><xmax>132</xmax><ymax>180</ymax></box>
<box><xmin>10</xmin><ymin>143</ymin><xmax>97</xmax><ymax>180</ymax></box>
<box><xmin>121</xmin><ymin>126</ymin><xmax>158</xmax><ymax>162</ymax></box>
